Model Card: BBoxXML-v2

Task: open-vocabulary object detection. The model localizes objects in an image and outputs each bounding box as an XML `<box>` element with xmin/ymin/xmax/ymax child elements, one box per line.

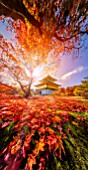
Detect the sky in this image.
<box><xmin>56</xmin><ymin>50</ymin><xmax>88</xmax><ymax>87</ymax></box>
<box><xmin>0</xmin><ymin>20</ymin><xmax>88</xmax><ymax>88</ymax></box>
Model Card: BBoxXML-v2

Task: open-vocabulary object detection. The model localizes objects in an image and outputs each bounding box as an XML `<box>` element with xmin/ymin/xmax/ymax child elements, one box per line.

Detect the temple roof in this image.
<box><xmin>40</xmin><ymin>75</ymin><xmax>57</xmax><ymax>83</ymax></box>
<box><xmin>35</xmin><ymin>75</ymin><xmax>61</xmax><ymax>90</ymax></box>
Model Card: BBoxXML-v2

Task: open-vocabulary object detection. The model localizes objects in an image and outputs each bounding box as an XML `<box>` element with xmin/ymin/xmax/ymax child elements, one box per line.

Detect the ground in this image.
<box><xmin>0</xmin><ymin>94</ymin><xmax>88</xmax><ymax>170</ymax></box>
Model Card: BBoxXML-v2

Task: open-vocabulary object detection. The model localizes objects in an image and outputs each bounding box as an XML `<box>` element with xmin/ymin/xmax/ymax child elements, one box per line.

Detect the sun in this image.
<box><xmin>33</xmin><ymin>65</ymin><xmax>44</xmax><ymax>78</ymax></box>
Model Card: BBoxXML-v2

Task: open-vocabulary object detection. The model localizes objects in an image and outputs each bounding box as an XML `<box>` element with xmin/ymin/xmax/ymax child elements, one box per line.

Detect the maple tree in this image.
<box><xmin>0</xmin><ymin>34</ymin><xmax>42</xmax><ymax>97</ymax></box>
<box><xmin>0</xmin><ymin>0</ymin><xmax>88</xmax><ymax>58</ymax></box>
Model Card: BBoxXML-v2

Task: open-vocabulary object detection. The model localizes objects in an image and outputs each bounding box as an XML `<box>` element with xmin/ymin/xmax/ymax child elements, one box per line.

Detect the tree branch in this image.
<box><xmin>54</xmin><ymin>29</ymin><xmax>88</xmax><ymax>42</ymax></box>
<box><xmin>54</xmin><ymin>32</ymin><xmax>75</xmax><ymax>42</ymax></box>
<box><xmin>0</xmin><ymin>0</ymin><xmax>42</xmax><ymax>33</ymax></box>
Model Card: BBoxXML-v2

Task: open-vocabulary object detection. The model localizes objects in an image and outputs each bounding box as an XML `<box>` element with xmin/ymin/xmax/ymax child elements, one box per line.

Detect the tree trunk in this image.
<box><xmin>24</xmin><ymin>91</ymin><xmax>31</xmax><ymax>98</ymax></box>
<box><xmin>24</xmin><ymin>85</ymin><xmax>31</xmax><ymax>98</ymax></box>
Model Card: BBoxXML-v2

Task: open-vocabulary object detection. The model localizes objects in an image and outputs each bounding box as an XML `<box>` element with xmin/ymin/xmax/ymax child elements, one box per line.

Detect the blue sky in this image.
<box><xmin>0</xmin><ymin>20</ymin><xmax>13</xmax><ymax>39</ymax></box>
<box><xmin>56</xmin><ymin>49</ymin><xmax>88</xmax><ymax>87</ymax></box>
<box><xmin>0</xmin><ymin>20</ymin><xmax>88</xmax><ymax>88</ymax></box>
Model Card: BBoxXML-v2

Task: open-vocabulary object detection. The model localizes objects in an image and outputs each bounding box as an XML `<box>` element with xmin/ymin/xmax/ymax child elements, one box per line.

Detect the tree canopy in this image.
<box><xmin>0</xmin><ymin>34</ymin><xmax>44</xmax><ymax>97</ymax></box>
<box><xmin>0</xmin><ymin>0</ymin><xmax>88</xmax><ymax>96</ymax></box>
<box><xmin>0</xmin><ymin>0</ymin><xmax>88</xmax><ymax>55</ymax></box>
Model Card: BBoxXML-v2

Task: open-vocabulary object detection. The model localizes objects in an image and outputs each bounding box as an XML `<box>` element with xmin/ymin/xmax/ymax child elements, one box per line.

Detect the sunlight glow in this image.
<box><xmin>33</xmin><ymin>65</ymin><xmax>44</xmax><ymax>78</ymax></box>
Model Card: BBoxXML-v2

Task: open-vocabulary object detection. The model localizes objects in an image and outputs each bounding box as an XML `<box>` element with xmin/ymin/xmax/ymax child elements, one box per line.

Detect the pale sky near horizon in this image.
<box><xmin>0</xmin><ymin>20</ymin><xmax>88</xmax><ymax>88</ymax></box>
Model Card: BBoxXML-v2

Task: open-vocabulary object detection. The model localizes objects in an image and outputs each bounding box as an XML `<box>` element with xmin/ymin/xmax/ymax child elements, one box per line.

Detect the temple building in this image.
<box><xmin>35</xmin><ymin>75</ymin><xmax>60</xmax><ymax>95</ymax></box>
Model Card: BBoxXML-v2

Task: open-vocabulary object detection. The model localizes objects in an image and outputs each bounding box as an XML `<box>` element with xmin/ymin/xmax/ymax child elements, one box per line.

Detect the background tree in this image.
<box><xmin>65</xmin><ymin>86</ymin><xmax>75</xmax><ymax>96</ymax></box>
<box><xmin>74</xmin><ymin>77</ymin><xmax>88</xmax><ymax>99</ymax></box>
<box><xmin>0</xmin><ymin>83</ymin><xmax>17</xmax><ymax>94</ymax></box>
<box><xmin>59</xmin><ymin>87</ymin><xmax>66</xmax><ymax>96</ymax></box>
<box><xmin>81</xmin><ymin>76</ymin><xmax>88</xmax><ymax>99</ymax></box>
<box><xmin>73</xmin><ymin>85</ymin><xmax>83</xmax><ymax>97</ymax></box>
